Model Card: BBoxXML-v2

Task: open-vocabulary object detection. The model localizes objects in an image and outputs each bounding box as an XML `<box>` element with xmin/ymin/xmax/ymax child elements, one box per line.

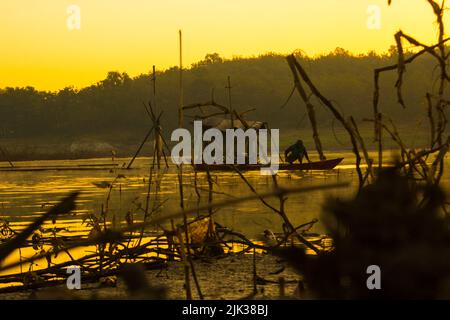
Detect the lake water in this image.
<box><xmin>0</xmin><ymin>150</ymin><xmax>448</xmax><ymax>280</ymax></box>
<box><xmin>1</xmin><ymin>151</ymin><xmax>449</xmax><ymax>235</ymax></box>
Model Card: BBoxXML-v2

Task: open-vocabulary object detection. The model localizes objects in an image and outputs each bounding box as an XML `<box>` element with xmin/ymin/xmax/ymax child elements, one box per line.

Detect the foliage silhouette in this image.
<box><xmin>274</xmin><ymin>168</ymin><xmax>450</xmax><ymax>299</ymax></box>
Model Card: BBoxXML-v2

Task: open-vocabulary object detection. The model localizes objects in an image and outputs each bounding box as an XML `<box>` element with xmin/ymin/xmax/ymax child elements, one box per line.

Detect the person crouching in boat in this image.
<box><xmin>284</xmin><ymin>140</ymin><xmax>311</xmax><ymax>164</ymax></box>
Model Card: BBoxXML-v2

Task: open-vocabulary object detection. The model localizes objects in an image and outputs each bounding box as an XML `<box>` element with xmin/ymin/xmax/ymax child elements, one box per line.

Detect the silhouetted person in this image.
<box><xmin>284</xmin><ymin>140</ymin><xmax>310</xmax><ymax>164</ymax></box>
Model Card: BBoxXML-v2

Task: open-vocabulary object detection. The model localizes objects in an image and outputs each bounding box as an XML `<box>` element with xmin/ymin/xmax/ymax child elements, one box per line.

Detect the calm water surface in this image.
<box><xmin>0</xmin><ymin>151</ymin><xmax>448</xmax><ymax>280</ymax></box>
<box><xmin>0</xmin><ymin>151</ymin><xmax>449</xmax><ymax>236</ymax></box>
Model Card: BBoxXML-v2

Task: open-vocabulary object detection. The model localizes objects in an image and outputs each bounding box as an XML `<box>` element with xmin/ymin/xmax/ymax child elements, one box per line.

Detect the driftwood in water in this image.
<box><xmin>286</xmin><ymin>54</ymin><xmax>365</xmax><ymax>188</ymax></box>
<box><xmin>371</xmin><ymin>0</ymin><xmax>450</xmax><ymax>186</ymax></box>
<box><xmin>0</xmin><ymin>192</ymin><xmax>78</xmax><ymax>261</ymax></box>
<box><xmin>286</xmin><ymin>55</ymin><xmax>326</xmax><ymax>161</ymax></box>
<box><xmin>0</xmin><ymin>145</ymin><xmax>14</xmax><ymax>168</ymax></box>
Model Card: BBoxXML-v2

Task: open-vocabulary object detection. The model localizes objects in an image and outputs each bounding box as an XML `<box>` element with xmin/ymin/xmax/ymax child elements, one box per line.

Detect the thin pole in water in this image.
<box><xmin>152</xmin><ymin>65</ymin><xmax>157</xmax><ymax>112</ymax></box>
<box><xmin>226</xmin><ymin>76</ymin><xmax>234</xmax><ymax>128</ymax></box>
<box><xmin>179</xmin><ymin>30</ymin><xmax>184</xmax><ymax>128</ymax></box>
<box><xmin>0</xmin><ymin>143</ymin><xmax>14</xmax><ymax>168</ymax></box>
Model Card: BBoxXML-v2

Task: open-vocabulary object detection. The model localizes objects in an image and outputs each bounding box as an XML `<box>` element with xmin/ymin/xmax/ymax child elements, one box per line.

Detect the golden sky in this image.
<box><xmin>0</xmin><ymin>0</ymin><xmax>446</xmax><ymax>91</ymax></box>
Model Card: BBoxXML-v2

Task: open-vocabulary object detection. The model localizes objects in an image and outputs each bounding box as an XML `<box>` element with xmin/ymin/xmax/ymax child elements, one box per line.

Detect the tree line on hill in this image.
<box><xmin>0</xmin><ymin>48</ymin><xmax>440</xmax><ymax>144</ymax></box>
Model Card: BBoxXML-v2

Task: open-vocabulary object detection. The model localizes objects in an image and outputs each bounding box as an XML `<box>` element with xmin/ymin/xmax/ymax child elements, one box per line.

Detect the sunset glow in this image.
<box><xmin>0</xmin><ymin>0</ymin><xmax>445</xmax><ymax>90</ymax></box>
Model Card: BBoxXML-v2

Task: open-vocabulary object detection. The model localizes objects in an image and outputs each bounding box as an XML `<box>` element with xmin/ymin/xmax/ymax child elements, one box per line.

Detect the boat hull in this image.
<box><xmin>193</xmin><ymin>158</ymin><xmax>344</xmax><ymax>172</ymax></box>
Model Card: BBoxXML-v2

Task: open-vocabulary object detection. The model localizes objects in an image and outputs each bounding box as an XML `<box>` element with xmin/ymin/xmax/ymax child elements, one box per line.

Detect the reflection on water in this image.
<box><xmin>0</xmin><ymin>151</ymin><xmax>448</xmax><ymax>283</ymax></box>
<box><xmin>0</xmin><ymin>154</ymin><xmax>356</xmax><ymax>235</ymax></box>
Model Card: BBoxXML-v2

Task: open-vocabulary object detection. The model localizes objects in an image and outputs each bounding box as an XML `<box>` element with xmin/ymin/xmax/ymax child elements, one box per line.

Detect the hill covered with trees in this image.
<box><xmin>0</xmin><ymin>48</ymin><xmax>442</xmax><ymax>159</ymax></box>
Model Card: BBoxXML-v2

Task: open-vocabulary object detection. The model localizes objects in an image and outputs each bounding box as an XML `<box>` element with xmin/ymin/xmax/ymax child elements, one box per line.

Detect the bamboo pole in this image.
<box><xmin>179</xmin><ymin>30</ymin><xmax>184</xmax><ymax>128</ymax></box>
<box><xmin>0</xmin><ymin>145</ymin><xmax>14</xmax><ymax>168</ymax></box>
<box><xmin>253</xmin><ymin>247</ymin><xmax>257</xmax><ymax>295</ymax></box>
<box><xmin>226</xmin><ymin>76</ymin><xmax>234</xmax><ymax>128</ymax></box>
<box><xmin>377</xmin><ymin>112</ymin><xmax>383</xmax><ymax>170</ymax></box>
<box><xmin>349</xmin><ymin>116</ymin><xmax>374</xmax><ymax>181</ymax></box>
<box><xmin>126</xmin><ymin>126</ymin><xmax>155</xmax><ymax>169</ymax></box>
<box><xmin>153</xmin><ymin>66</ymin><xmax>163</xmax><ymax>169</ymax></box>
<box><xmin>177</xmin><ymin>29</ymin><xmax>197</xmax><ymax>300</ymax></box>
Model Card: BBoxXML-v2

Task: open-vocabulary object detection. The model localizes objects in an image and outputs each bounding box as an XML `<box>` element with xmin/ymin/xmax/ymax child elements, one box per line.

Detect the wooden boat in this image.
<box><xmin>193</xmin><ymin>157</ymin><xmax>344</xmax><ymax>172</ymax></box>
